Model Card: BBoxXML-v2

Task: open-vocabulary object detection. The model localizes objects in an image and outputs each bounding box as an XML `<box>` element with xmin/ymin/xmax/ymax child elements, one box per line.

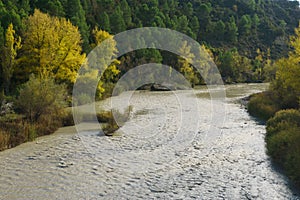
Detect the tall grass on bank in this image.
<box><xmin>99</xmin><ymin>106</ymin><xmax>132</xmax><ymax>136</ymax></box>
<box><xmin>65</xmin><ymin>106</ymin><xmax>132</xmax><ymax>136</ymax></box>
<box><xmin>0</xmin><ymin>130</ymin><xmax>10</xmax><ymax>151</ymax></box>
<box><xmin>0</xmin><ymin>76</ymin><xmax>68</xmax><ymax>151</ymax></box>
<box><xmin>0</xmin><ymin>112</ymin><xmax>66</xmax><ymax>150</ymax></box>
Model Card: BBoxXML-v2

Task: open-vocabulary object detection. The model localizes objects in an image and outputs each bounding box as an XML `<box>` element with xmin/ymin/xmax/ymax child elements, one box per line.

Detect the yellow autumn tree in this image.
<box><xmin>1</xmin><ymin>23</ymin><xmax>21</xmax><ymax>95</ymax></box>
<box><xmin>273</xmin><ymin>24</ymin><xmax>300</xmax><ymax>108</ymax></box>
<box><xmin>195</xmin><ymin>44</ymin><xmax>215</xmax><ymax>84</ymax></box>
<box><xmin>92</xmin><ymin>28</ymin><xmax>120</xmax><ymax>99</ymax></box>
<box><xmin>19</xmin><ymin>9</ymin><xmax>85</xmax><ymax>87</ymax></box>
<box><xmin>74</xmin><ymin>28</ymin><xmax>120</xmax><ymax>104</ymax></box>
<box><xmin>178</xmin><ymin>41</ymin><xmax>199</xmax><ymax>87</ymax></box>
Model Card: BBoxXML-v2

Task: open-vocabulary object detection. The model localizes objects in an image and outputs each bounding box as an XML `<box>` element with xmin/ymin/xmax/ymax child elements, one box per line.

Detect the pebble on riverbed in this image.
<box><xmin>57</xmin><ymin>161</ymin><xmax>74</xmax><ymax>168</ymax></box>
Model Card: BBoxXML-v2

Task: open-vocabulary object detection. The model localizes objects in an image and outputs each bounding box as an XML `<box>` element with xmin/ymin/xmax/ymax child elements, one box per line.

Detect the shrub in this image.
<box><xmin>15</xmin><ymin>75</ymin><xmax>67</xmax><ymax>123</ymax></box>
<box><xmin>0</xmin><ymin>76</ymin><xmax>71</xmax><ymax>151</ymax></box>
<box><xmin>97</xmin><ymin>111</ymin><xmax>114</xmax><ymax>123</ymax></box>
<box><xmin>62</xmin><ymin>109</ymin><xmax>75</xmax><ymax>126</ymax></box>
<box><xmin>247</xmin><ymin>91</ymin><xmax>280</xmax><ymax>121</ymax></box>
<box><xmin>75</xmin><ymin>93</ymin><xmax>93</xmax><ymax>106</ymax></box>
<box><xmin>266</xmin><ymin>109</ymin><xmax>300</xmax><ymax>188</ymax></box>
<box><xmin>0</xmin><ymin>75</ymin><xmax>69</xmax><ymax>150</ymax></box>
<box><xmin>35</xmin><ymin>113</ymin><xmax>63</xmax><ymax>136</ymax></box>
<box><xmin>266</xmin><ymin>109</ymin><xmax>300</xmax><ymax>137</ymax></box>
<box><xmin>285</xmin><ymin>140</ymin><xmax>300</xmax><ymax>187</ymax></box>
<box><xmin>68</xmin><ymin>105</ymin><xmax>131</xmax><ymax>136</ymax></box>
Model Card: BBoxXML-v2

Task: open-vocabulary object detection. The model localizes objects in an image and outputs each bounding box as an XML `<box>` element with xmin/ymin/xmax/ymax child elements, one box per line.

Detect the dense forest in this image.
<box><xmin>0</xmin><ymin>0</ymin><xmax>300</xmax><ymax>95</ymax></box>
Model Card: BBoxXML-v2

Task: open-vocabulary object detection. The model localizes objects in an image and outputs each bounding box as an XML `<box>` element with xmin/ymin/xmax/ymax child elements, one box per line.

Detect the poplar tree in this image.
<box><xmin>1</xmin><ymin>23</ymin><xmax>21</xmax><ymax>95</ymax></box>
<box><xmin>20</xmin><ymin>9</ymin><xmax>85</xmax><ymax>87</ymax></box>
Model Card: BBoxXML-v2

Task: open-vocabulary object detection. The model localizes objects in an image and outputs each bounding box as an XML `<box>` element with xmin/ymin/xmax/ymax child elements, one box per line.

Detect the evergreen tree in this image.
<box><xmin>19</xmin><ymin>0</ymin><xmax>31</xmax><ymax>17</ymax></box>
<box><xmin>120</xmin><ymin>0</ymin><xmax>132</xmax><ymax>27</ymax></box>
<box><xmin>34</xmin><ymin>0</ymin><xmax>65</xmax><ymax>17</ymax></box>
<box><xmin>190</xmin><ymin>16</ymin><xmax>200</xmax><ymax>32</ymax></box>
<box><xmin>0</xmin><ymin>2</ymin><xmax>23</xmax><ymax>32</ymax></box>
<box><xmin>176</xmin><ymin>15</ymin><xmax>189</xmax><ymax>34</ymax></box>
<box><xmin>65</xmin><ymin>0</ymin><xmax>90</xmax><ymax>52</ymax></box>
<box><xmin>110</xmin><ymin>6</ymin><xmax>126</xmax><ymax>34</ymax></box>
<box><xmin>99</xmin><ymin>12</ymin><xmax>111</xmax><ymax>32</ymax></box>
<box><xmin>239</xmin><ymin>15</ymin><xmax>252</xmax><ymax>35</ymax></box>
<box><xmin>152</xmin><ymin>15</ymin><xmax>165</xmax><ymax>27</ymax></box>
<box><xmin>161</xmin><ymin>0</ymin><xmax>170</xmax><ymax>14</ymax></box>
<box><xmin>215</xmin><ymin>20</ymin><xmax>226</xmax><ymax>40</ymax></box>
<box><xmin>225</xmin><ymin>17</ymin><xmax>238</xmax><ymax>43</ymax></box>
<box><xmin>252</xmin><ymin>14</ymin><xmax>260</xmax><ymax>30</ymax></box>
<box><xmin>182</xmin><ymin>2</ymin><xmax>193</xmax><ymax>18</ymax></box>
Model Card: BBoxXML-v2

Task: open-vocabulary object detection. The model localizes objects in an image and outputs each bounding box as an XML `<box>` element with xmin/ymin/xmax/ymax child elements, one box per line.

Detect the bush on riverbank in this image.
<box><xmin>266</xmin><ymin>109</ymin><xmax>300</xmax><ymax>188</ymax></box>
<box><xmin>0</xmin><ymin>76</ymin><xmax>68</xmax><ymax>150</ymax></box>
<box><xmin>15</xmin><ymin>75</ymin><xmax>67</xmax><ymax>123</ymax></box>
<box><xmin>247</xmin><ymin>91</ymin><xmax>280</xmax><ymax>121</ymax></box>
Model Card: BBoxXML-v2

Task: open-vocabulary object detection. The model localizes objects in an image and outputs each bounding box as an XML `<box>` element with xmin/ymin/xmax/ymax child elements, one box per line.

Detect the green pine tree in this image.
<box><xmin>110</xmin><ymin>6</ymin><xmax>126</xmax><ymax>33</ymax></box>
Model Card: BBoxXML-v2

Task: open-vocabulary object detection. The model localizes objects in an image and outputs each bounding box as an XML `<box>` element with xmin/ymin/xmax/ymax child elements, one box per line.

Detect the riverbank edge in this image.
<box><xmin>246</xmin><ymin>92</ymin><xmax>300</xmax><ymax>191</ymax></box>
<box><xmin>0</xmin><ymin>105</ymin><xmax>130</xmax><ymax>152</ymax></box>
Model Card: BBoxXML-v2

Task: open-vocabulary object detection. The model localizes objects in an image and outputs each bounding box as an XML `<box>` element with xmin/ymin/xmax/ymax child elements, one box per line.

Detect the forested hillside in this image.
<box><xmin>0</xmin><ymin>0</ymin><xmax>299</xmax><ymax>91</ymax></box>
<box><xmin>0</xmin><ymin>0</ymin><xmax>299</xmax><ymax>89</ymax></box>
<box><xmin>1</xmin><ymin>0</ymin><xmax>300</xmax><ymax>55</ymax></box>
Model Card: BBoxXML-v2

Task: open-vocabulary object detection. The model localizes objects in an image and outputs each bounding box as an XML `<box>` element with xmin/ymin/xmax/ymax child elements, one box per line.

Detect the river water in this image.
<box><xmin>0</xmin><ymin>83</ymin><xmax>299</xmax><ymax>199</ymax></box>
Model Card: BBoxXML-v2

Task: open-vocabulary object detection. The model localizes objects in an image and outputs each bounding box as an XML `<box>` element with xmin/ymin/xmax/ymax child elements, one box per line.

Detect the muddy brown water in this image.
<box><xmin>0</xmin><ymin>83</ymin><xmax>299</xmax><ymax>199</ymax></box>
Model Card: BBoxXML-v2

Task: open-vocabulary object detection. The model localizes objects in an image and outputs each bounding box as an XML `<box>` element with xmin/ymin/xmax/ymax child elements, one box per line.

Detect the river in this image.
<box><xmin>0</xmin><ymin>83</ymin><xmax>299</xmax><ymax>199</ymax></box>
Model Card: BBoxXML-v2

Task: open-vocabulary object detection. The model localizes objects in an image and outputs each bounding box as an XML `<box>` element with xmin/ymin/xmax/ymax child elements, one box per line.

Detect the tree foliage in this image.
<box><xmin>178</xmin><ymin>41</ymin><xmax>199</xmax><ymax>87</ymax></box>
<box><xmin>247</xmin><ymin>23</ymin><xmax>300</xmax><ymax>190</ymax></box>
<box><xmin>16</xmin><ymin>75</ymin><xmax>67</xmax><ymax>123</ymax></box>
<box><xmin>74</xmin><ymin>28</ymin><xmax>120</xmax><ymax>103</ymax></box>
<box><xmin>19</xmin><ymin>9</ymin><xmax>85</xmax><ymax>87</ymax></box>
<box><xmin>0</xmin><ymin>0</ymin><xmax>299</xmax><ymax>94</ymax></box>
<box><xmin>272</xmin><ymin>24</ymin><xmax>300</xmax><ymax>108</ymax></box>
<box><xmin>0</xmin><ymin>23</ymin><xmax>21</xmax><ymax>95</ymax></box>
<box><xmin>266</xmin><ymin>109</ymin><xmax>300</xmax><ymax>188</ymax></box>
<box><xmin>65</xmin><ymin>0</ymin><xmax>90</xmax><ymax>51</ymax></box>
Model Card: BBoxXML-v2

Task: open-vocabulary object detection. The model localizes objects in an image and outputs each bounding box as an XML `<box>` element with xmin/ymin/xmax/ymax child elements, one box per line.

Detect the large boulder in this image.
<box><xmin>150</xmin><ymin>83</ymin><xmax>173</xmax><ymax>91</ymax></box>
<box><xmin>137</xmin><ymin>83</ymin><xmax>189</xmax><ymax>91</ymax></box>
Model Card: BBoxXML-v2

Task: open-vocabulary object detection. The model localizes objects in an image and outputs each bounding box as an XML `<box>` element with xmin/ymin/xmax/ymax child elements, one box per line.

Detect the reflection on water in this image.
<box><xmin>0</xmin><ymin>83</ymin><xmax>299</xmax><ymax>199</ymax></box>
